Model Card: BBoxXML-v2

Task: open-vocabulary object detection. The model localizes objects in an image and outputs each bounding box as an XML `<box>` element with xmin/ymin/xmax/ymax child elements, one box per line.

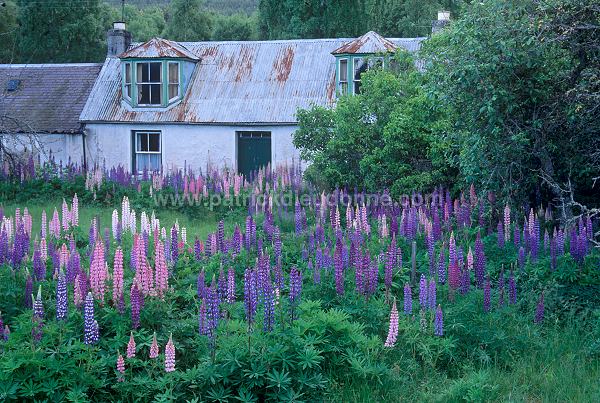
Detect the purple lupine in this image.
<box><xmin>197</xmin><ymin>270</ymin><xmax>206</xmax><ymax>300</ymax></box>
<box><xmin>513</xmin><ymin>225</ymin><xmax>520</xmax><ymax>248</ymax></box>
<box><xmin>217</xmin><ymin>220</ymin><xmax>225</xmax><ymax>252</ymax></box>
<box><xmin>170</xmin><ymin>226</ymin><xmax>178</xmax><ymax>265</ymax></box>
<box><xmin>474</xmin><ymin>232</ymin><xmax>486</xmax><ymax>288</ymax></box>
<box><xmin>289</xmin><ymin>267</ymin><xmax>302</xmax><ymax>321</ymax></box>
<box><xmin>497</xmin><ymin>270</ymin><xmax>505</xmax><ymax>307</ymax></box>
<box><xmin>437</xmin><ymin>250</ymin><xmax>446</xmax><ymax>284</ymax></box>
<box><xmin>206</xmin><ymin>283</ymin><xmax>219</xmax><ymax>347</ymax></box>
<box><xmin>217</xmin><ymin>267</ymin><xmax>227</xmax><ymax>304</ymax></box>
<box><xmin>403</xmin><ymin>283</ymin><xmax>412</xmax><ymax>315</ymax></box>
<box><xmin>56</xmin><ymin>271</ymin><xmax>68</xmax><ymax>320</ymax></box>
<box><xmin>497</xmin><ymin>221</ymin><xmax>504</xmax><ymax>249</ymax></box>
<box><xmin>33</xmin><ymin>247</ymin><xmax>45</xmax><ymax>281</ymax></box>
<box><xmin>428</xmin><ymin>279</ymin><xmax>436</xmax><ymax>310</ymax></box>
<box><xmin>66</xmin><ymin>250</ymin><xmax>81</xmax><ymax>284</ymax></box>
<box><xmin>334</xmin><ymin>238</ymin><xmax>344</xmax><ymax>296</ymax></box>
<box><xmin>534</xmin><ymin>292</ymin><xmax>544</xmax><ymax>324</ymax></box>
<box><xmin>543</xmin><ymin>229</ymin><xmax>550</xmax><ymax>252</ymax></box>
<box><xmin>199</xmin><ymin>299</ymin><xmax>208</xmax><ymax>336</ymax></box>
<box><xmin>550</xmin><ymin>236</ymin><xmax>557</xmax><ymax>270</ymax></box>
<box><xmin>24</xmin><ymin>272</ymin><xmax>34</xmax><ymax>308</ymax></box>
<box><xmin>243</xmin><ymin>268</ymin><xmax>257</xmax><ymax>327</ymax></box>
<box><xmin>483</xmin><ymin>275</ymin><xmax>491</xmax><ymax>313</ymax></box>
<box><xmin>434</xmin><ymin>305</ymin><xmax>444</xmax><ymax>336</ymax></box>
<box><xmin>518</xmin><ymin>246</ymin><xmax>526</xmax><ymax>270</ymax></box>
<box><xmin>194</xmin><ymin>237</ymin><xmax>202</xmax><ymax>261</ymax></box>
<box><xmin>419</xmin><ymin>274</ymin><xmax>427</xmax><ymax>308</ymax></box>
<box><xmin>508</xmin><ymin>272</ymin><xmax>517</xmax><ymax>305</ymax></box>
<box><xmin>83</xmin><ymin>292</ymin><xmax>99</xmax><ymax>345</ymax></box>
<box><xmin>385</xmin><ymin>241</ymin><xmax>395</xmax><ymax>291</ymax></box>
<box><xmin>263</xmin><ymin>279</ymin><xmax>275</xmax><ymax>332</ymax></box>
<box><xmin>130</xmin><ymin>282</ymin><xmax>142</xmax><ymax>329</ymax></box>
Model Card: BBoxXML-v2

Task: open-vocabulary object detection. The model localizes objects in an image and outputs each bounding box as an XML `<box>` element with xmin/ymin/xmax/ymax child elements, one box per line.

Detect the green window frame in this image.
<box><xmin>122</xmin><ymin>60</ymin><xmax>183</xmax><ymax>108</ymax></box>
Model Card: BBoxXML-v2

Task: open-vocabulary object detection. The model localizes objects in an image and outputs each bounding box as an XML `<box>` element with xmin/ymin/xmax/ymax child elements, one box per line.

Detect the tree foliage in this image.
<box><xmin>294</xmin><ymin>52</ymin><xmax>453</xmax><ymax>196</ymax></box>
<box><xmin>163</xmin><ymin>0</ymin><xmax>212</xmax><ymax>41</ymax></box>
<box><xmin>17</xmin><ymin>0</ymin><xmax>107</xmax><ymax>63</ymax></box>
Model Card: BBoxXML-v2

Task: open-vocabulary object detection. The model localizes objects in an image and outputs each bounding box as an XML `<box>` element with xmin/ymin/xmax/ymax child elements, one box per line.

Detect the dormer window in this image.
<box><xmin>331</xmin><ymin>31</ymin><xmax>398</xmax><ymax>97</ymax></box>
<box><xmin>119</xmin><ymin>38</ymin><xmax>199</xmax><ymax>109</ymax></box>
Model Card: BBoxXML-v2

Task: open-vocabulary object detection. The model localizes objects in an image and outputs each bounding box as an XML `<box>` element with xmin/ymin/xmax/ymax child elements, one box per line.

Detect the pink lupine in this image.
<box><xmin>40</xmin><ymin>238</ymin><xmax>47</xmax><ymax>261</ymax></box>
<box><xmin>112</xmin><ymin>247</ymin><xmax>124</xmax><ymax>306</ymax></box>
<box><xmin>41</xmin><ymin>210</ymin><xmax>47</xmax><ymax>239</ymax></box>
<box><xmin>62</xmin><ymin>199</ymin><xmax>70</xmax><ymax>231</ymax></box>
<box><xmin>384</xmin><ymin>298</ymin><xmax>399</xmax><ymax>347</ymax></box>
<box><xmin>504</xmin><ymin>204</ymin><xmax>511</xmax><ymax>242</ymax></box>
<box><xmin>60</xmin><ymin>243</ymin><xmax>69</xmax><ymax>269</ymax></box>
<box><xmin>89</xmin><ymin>242</ymin><xmax>107</xmax><ymax>304</ymax></box>
<box><xmin>164</xmin><ymin>334</ymin><xmax>175</xmax><ymax>372</ymax></box>
<box><xmin>126</xmin><ymin>332</ymin><xmax>136</xmax><ymax>358</ymax></box>
<box><xmin>116</xmin><ymin>353</ymin><xmax>125</xmax><ymax>381</ymax></box>
<box><xmin>149</xmin><ymin>332</ymin><xmax>159</xmax><ymax>358</ymax></box>
<box><xmin>154</xmin><ymin>240</ymin><xmax>168</xmax><ymax>298</ymax></box>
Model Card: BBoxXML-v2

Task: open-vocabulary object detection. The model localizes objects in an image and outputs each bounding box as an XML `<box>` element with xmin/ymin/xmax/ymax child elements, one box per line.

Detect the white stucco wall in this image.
<box><xmin>0</xmin><ymin>133</ymin><xmax>84</xmax><ymax>166</ymax></box>
<box><xmin>84</xmin><ymin>123</ymin><xmax>301</xmax><ymax>173</ymax></box>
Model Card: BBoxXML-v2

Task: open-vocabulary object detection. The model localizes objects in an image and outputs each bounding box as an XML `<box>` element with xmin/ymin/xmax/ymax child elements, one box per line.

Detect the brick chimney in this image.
<box><xmin>432</xmin><ymin>11</ymin><xmax>450</xmax><ymax>34</ymax></box>
<box><xmin>107</xmin><ymin>22</ymin><xmax>132</xmax><ymax>57</ymax></box>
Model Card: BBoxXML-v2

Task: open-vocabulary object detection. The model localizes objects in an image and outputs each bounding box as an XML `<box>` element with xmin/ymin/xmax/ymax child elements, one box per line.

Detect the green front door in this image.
<box><xmin>237</xmin><ymin>131</ymin><xmax>272</xmax><ymax>179</ymax></box>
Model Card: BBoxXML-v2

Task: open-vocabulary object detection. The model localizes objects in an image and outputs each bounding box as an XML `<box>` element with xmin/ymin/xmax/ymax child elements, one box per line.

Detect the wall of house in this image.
<box><xmin>84</xmin><ymin>123</ymin><xmax>301</xmax><ymax>173</ymax></box>
<box><xmin>0</xmin><ymin>133</ymin><xmax>84</xmax><ymax>165</ymax></box>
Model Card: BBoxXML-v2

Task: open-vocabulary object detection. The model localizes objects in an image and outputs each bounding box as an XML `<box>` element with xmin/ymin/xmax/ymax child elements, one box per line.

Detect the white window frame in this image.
<box><xmin>167</xmin><ymin>61</ymin><xmax>180</xmax><ymax>102</ymax></box>
<box><xmin>136</xmin><ymin>62</ymin><xmax>163</xmax><ymax>106</ymax></box>
<box><xmin>338</xmin><ymin>58</ymin><xmax>348</xmax><ymax>95</ymax></box>
<box><xmin>124</xmin><ymin>62</ymin><xmax>132</xmax><ymax>100</ymax></box>
<box><xmin>133</xmin><ymin>131</ymin><xmax>162</xmax><ymax>173</ymax></box>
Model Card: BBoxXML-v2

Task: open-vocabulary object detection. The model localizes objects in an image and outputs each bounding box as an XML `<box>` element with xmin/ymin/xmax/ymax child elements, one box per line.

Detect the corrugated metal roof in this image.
<box><xmin>332</xmin><ymin>31</ymin><xmax>398</xmax><ymax>54</ymax></box>
<box><xmin>119</xmin><ymin>38</ymin><xmax>199</xmax><ymax>60</ymax></box>
<box><xmin>0</xmin><ymin>63</ymin><xmax>102</xmax><ymax>134</ymax></box>
<box><xmin>81</xmin><ymin>36</ymin><xmax>425</xmax><ymax>125</ymax></box>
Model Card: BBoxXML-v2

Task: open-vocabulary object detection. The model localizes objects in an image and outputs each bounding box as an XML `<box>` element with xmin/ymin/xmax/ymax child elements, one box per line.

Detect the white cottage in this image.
<box><xmin>79</xmin><ymin>23</ymin><xmax>426</xmax><ymax>177</ymax></box>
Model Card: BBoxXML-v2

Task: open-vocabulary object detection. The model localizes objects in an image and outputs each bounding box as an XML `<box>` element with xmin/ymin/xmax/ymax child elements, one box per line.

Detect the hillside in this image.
<box><xmin>105</xmin><ymin>0</ymin><xmax>258</xmax><ymax>15</ymax></box>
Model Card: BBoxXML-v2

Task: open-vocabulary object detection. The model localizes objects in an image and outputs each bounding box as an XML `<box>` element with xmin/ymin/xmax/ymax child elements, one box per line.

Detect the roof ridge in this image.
<box><xmin>0</xmin><ymin>63</ymin><xmax>103</xmax><ymax>68</ymax></box>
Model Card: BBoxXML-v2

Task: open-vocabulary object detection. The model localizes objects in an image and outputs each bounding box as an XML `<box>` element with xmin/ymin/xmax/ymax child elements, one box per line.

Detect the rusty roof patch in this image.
<box><xmin>332</xmin><ymin>31</ymin><xmax>398</xmax><ymax>55</ymax></box>
<box><xmin>120</xmin><ymin>38</ymin><xmax>199</xmax><ymax>60</ymax></box>
<box><xmin>272</xmin><ymin>46</ymin><xmax>295</xmax><ymax>83</ymax></box>
<box><xmin>234</xmin><ymin>45</ymin><xmax>254</xmax><ymax>82</ymax></box>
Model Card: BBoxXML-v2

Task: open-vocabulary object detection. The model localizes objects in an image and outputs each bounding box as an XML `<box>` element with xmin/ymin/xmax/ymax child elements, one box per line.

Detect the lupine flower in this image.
<box><xmin>497</xmin><ymin>221</ymin><xmax>504</xmax><ymax>249</ymax></box>
<box><xmin>112</xmin><ymin>247</ymin><xmax>124</xmax><ymax>307</ymax></box>
<box><xmin>149</xmin><ymin>332</ymin><xmax>159</xmax><ymax>358</ymax></box>
<box><xmin>289</xmin><ymin>267</ymin><xmax>302</xmax><ymax>321</ymax></box>
<box><xmin>434</xmin><ymin>305</ymin><xmax>444</xmax><ymax>336</ymax></box>
<box><xmin>428</xmin><ymin>279</ymin><xmax>436</xmax><ymax>310</ymax></box>
<box><xmin>33</xmin><ymin>247</ymin><xmax>45</xmax><ymax>281</ymax></box>
<box><xmin>154</xmin><ymin>240</ymin><xmax>168</xmax><ymax>298</ymax></box>
<box><xmin>263</xmin><ymin>279</ymin><xmax>275</xmax><ymax>332</ymax></box>
<box><xmin>534</xmin><ymin>292</ymin><xmax>545</xmax><ymax>324</ymax></box>
<box><xmin>419</xmin><ymin>274</ymin><xmax>427</xmax><ymax>308</ymax></box>
<box><xmin>24</xmin><ymin>272</ymin><xmax>33</xmax><ymax>308</ymax></box>
<box><xmin>497</xmin><ymin>270</ymin><xmax>505</xmax><ymax>307</ymax></box>
<box><xmin>226</xmin><ymin>267</ymin><xmax>235</xmax><ymax>304</ymax></box>
<box><xmin>403</xmin><ymin>283</ymin><xmax>412</xmax><ymax>315</ymax></box>
<box><xmin>243</xmin><ymin>268</ymin><xmax>258</xmax><ymax>327</ymax></box>
<box><xmin>384</xmin><ymin>298</ymin><xmax>399</xmax><ymax>347</ymax></box>
<box><xmin>206</xmin><ymin>283</ymin><xmax>219</xmax><ymax>347</ymax></box>
<box><xmin>127</xmin><ymin>332</ymin><xmax>136</xmax><ymax>358</ymax></box>
<box><xmin>56</xmin><ymin>271</ymin><xmax>68</xmax><ymax>320</ymax></box>
<box><xmin>83</xmin><ymin>292</ymin><xmax>99</xmax><ymax>345</ymax></box>
<box><xmin>32</xmin><ymin>286</ymin><xmax>44</xmax><ymax>342</ymax></box>
<box><xmin>89</xmin><ymin>242</ymin><xmax>107</xmax><ymax>304</ymax></box>
<box><xmin>448</xmin><ymin>261</ymin><xmax>460</xmax><ymax>291</ymax></box>
<box><xmin>474</xmin><ymin>232</ymin><xmax>486</xmax><ymax>288</ymax></box>
<box><xmin>164</xmin><ymin>334</ymin><xmax>175</xmax><ymax>372</ymax></box>
<box><xmin>518</xmin><ymin>246</ymin><xmax>526</xmax><ymax>270</ymax></box>
<box><xmin>437</xmin><ymin>250</ymin><xmax>446</xmax><ymax>284</ymax></box>
<box><xmin>508</xmin><ymin>272</ymin><xmax>517</xmax><ymax>305</ymax></box>
<box><xmin>504</xmin><ymin>205</ymin><xmax>511</xmax><ymax>243</ymax></box>
<box><xmin>116</xmin><ymin>353</ymin><xmax>125</xmax><ymax>381</ymax></box>
<box><xmin>334</xmin><ymin>239</ymin><xmax>344</xmax><ymax>295</ymax></box>
<box><xmin>170</xmin><ymin>226</ymin><xmax>178</xmax><ymax>265</ymax></box>
<box><xmin>483</xmin><ymin>275</ymin><xmax>491</xmax><ymax>313</ymax></box>
<box><xmin>130</xmin><ymin>282</ymin><xmax>142</xmax><ymax>329</ymax></box>
<box><xmin>199</xmin><ymin>299</ymin><xmax>208</xmax><ymax>336</ymax></box>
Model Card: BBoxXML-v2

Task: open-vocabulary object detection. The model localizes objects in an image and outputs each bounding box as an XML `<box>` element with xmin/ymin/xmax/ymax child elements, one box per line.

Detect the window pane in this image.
<box><xmin>148</xmin><ymin>133</ymin><xmax>160</xmax><ymax>152</ymax></box>
<box><xmin>138</xmin><ymin>84</ymin><xmax>150</xmax><ymax>104</ymax></box>
<box><xmin>168</xmin><ymin>63</ymin><xmax>179</xmax><ymax>84</ymax></box>
<box><xmin>354</xmin><ymin>58</ymin><xmax>367</xmax><ymax>80</ymax></box>
<box><xmin>341</xmin><ymin>82</ymin><xmax>348</xmax><ymax>94</ymax></box>
<box><xmin>354</xmin><ymin>80</ymin><xmax>362</xmax><ymax>94</ymax></box>
<box><xmin>150</xmin><ymin>84</ymin><xmax>161</xmax><ymax>104</ymax></box>
<box><xmin>125</xmin><ymin>63</ymin><xmax>131</xmax><ymax>84</ymax></box>
<box><xmin>149</xmin><ymin>62</ymin><xmax>161</xmax><ymax>82</ymax></box>
<box><xmin>169</xmin><ymin>84</ymin><xmax>179</xmax><ymax>100</ymax></box>
<box><xmin>125</xmin><ymin>84</ymin><xmax>131</xmax><ymax>98</ymax></box>
<box><xmin>339</xmin><ymin>60</ymin><xmax>347</xmax><ymax>81</ymax></box>
<box><xmin>138</xmin><ymin>63</ymin><xmax>149</xmax><ymax>83</ymax></box>
<box><xmin>137</xmin><ymin>133</ymin><xmax>148</xmax><ymax>152</ymax></box>
<box><xmin>149</xmin><ymin>154</ymin><xmax>160</xmax><ymax>171</ymax></box>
